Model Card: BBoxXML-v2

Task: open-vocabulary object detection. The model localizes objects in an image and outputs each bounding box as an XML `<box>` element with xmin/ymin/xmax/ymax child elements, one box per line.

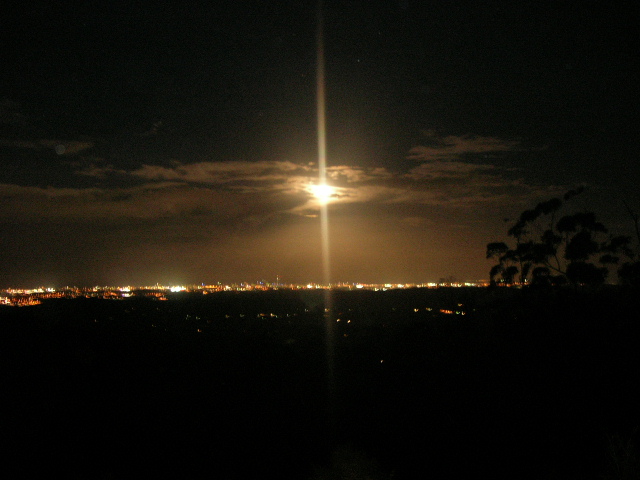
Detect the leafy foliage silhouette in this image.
<box><xmin>487</xmin><ymin>188</ymin><xmax>637</xmax><ymax>286</ymax></box>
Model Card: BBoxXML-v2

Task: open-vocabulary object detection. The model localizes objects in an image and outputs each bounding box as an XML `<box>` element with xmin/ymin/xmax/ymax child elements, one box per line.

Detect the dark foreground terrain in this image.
<box><xmin>2</xmin><ymin>287</ymin><xmax>639</xmax><ymax>479</ymax></box>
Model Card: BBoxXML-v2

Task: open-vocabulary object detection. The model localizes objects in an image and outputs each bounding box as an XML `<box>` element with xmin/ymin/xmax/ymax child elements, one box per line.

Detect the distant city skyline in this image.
<box><xmin>1</xmin><ymin>280</ymin><xmax>489</xmax><ymax>307</ymax></box>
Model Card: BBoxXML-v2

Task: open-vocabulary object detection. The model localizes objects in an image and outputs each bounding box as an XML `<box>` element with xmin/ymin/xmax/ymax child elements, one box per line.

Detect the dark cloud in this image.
<box><xmin>2</xmin><ymin>135</ymin><xmax>562</xmax><ymax>225</ymax></box>
<box><xmin>0</xmin><ymin>98</ymin><xmax>27</xmax><ymax>126</ymax></box>
<box><xmin>130</xmin><ymin>160</ymin><xmax>314</xmax><ymax>188</ymax></box>
<box><xmin>407</xmin><ymin>131</ymin><xmax>522</xmax><ymax>161</ymax></box>
<box><xmin>0</xmin><ymin>137</ymin><xmax>94</xmax><ymax>156</ymax></box>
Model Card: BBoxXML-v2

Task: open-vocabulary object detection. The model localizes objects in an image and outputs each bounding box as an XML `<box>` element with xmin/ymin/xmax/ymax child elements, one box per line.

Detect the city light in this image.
<box><xmin>0</xmin><ymin>281</ymin><xmax>491</xmax><ymax>307</ymax></box>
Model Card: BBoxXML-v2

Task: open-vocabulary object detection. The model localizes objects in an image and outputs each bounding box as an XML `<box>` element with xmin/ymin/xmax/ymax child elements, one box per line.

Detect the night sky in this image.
<box><xmin>1</xmin><ymin>1</ymin><xmax>637</xmax><ymax>287</ymax></box>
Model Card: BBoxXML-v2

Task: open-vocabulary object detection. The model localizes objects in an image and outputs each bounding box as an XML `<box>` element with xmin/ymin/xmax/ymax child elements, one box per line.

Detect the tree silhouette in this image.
<box><xmin>615</xmin><ymin>202</ymin><xmax>640</xmax><ymax>286</ymax></box>
<box><xmin>487</xmin><ymin>188</ymin><xmax>633</xmax><ymax>287</ymax></box>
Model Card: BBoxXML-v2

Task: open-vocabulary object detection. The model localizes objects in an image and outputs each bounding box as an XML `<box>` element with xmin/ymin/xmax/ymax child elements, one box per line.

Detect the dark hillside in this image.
<box><xmin>1</xmin><ymin>288</ymin><xmax>639</xmax><ymax>479</ymax></box>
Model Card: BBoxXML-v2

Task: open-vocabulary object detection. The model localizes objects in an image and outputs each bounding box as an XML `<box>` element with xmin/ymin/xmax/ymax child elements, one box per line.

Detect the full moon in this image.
<box><xmin>309</xmin><ymin>183</ymin><xmax>335</xmax><ymax>204</ymax></box>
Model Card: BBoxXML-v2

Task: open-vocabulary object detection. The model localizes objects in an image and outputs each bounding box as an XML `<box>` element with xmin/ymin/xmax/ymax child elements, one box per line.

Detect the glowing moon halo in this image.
<box><xmin>309</xmin><ymin>183</ymin><xmax>335</xmax><ymax>204</ymax></box>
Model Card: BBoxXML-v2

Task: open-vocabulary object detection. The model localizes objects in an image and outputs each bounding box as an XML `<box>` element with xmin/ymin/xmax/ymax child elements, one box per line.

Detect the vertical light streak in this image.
<box><xmin>316</xmin><ymin>0</ymin><xmax>330</xmax><ymax>287</ymax></box>
<box><xmin>316</xmin><ymin>1</ymin><xmax>326</xmax><ymax>182</ymax></box>
<box><xmin>317</xmin><ymin>0</ymin><xmax>336</xmax><ymax>439</ymax></box>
